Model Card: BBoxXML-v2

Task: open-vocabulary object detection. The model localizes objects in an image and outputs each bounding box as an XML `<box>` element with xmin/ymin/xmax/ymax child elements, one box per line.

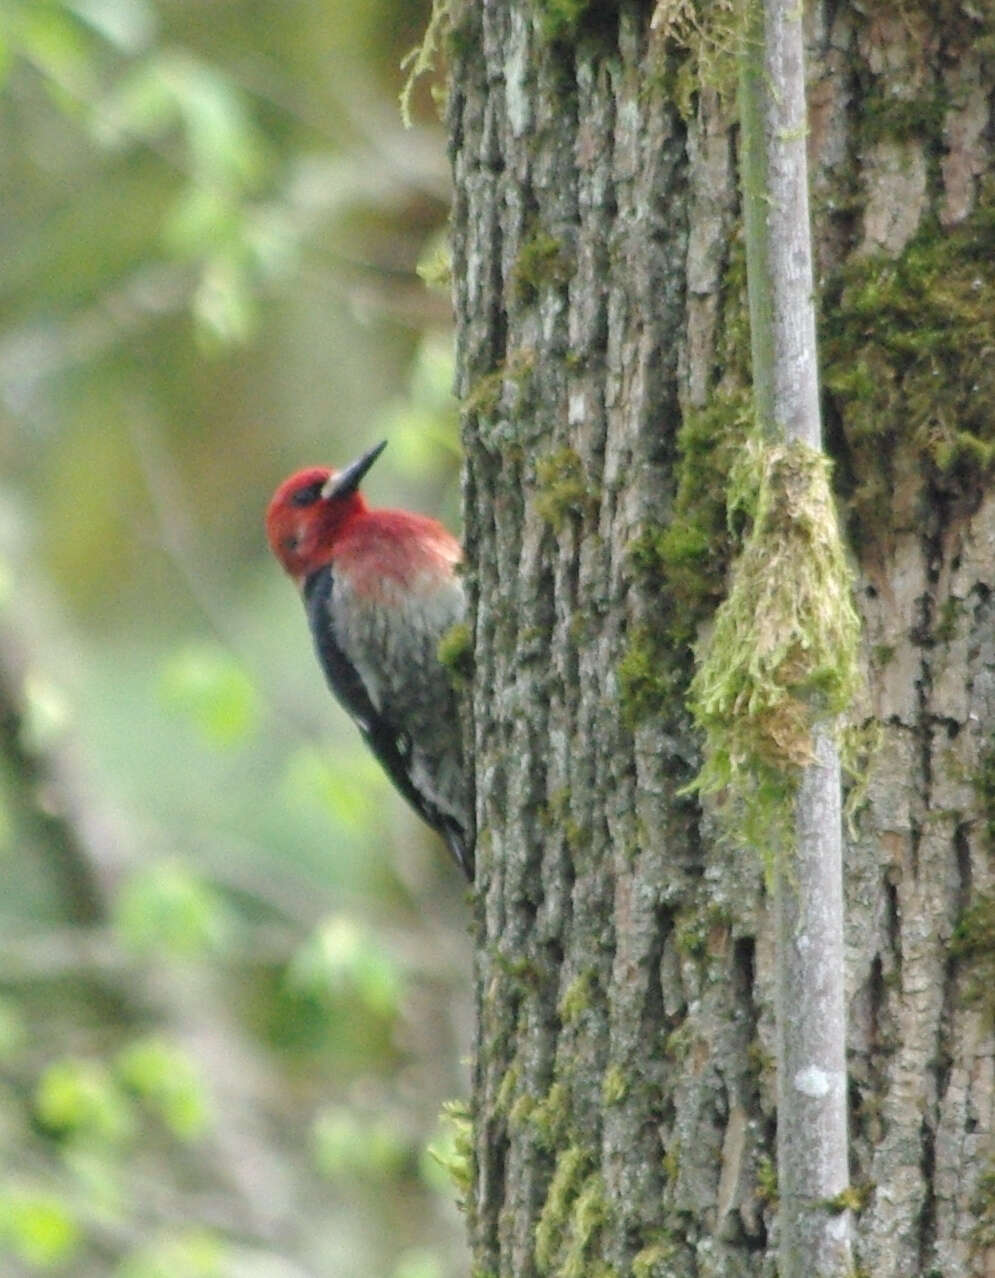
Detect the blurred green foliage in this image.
<box><xmin>0</xmin><ymin>0</ymin><xmax>469</xmax><ymax>1274</ymax></box>
<box><xmin>114</xmin><ymin>861</ymin><xmax>235</xmax><ymax>956</ymax></box>
<box><xmin>0</xmin><ymin>1190</ymin><xmax>81</xmax><ymax>1270</ymax></box>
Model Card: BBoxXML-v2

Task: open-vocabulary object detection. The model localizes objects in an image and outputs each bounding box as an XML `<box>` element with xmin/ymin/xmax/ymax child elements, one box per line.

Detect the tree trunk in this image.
<box><xmin>449</xmin><ymin>2</ymin><xmax>995</xmax><ymax>1275</ymax></box>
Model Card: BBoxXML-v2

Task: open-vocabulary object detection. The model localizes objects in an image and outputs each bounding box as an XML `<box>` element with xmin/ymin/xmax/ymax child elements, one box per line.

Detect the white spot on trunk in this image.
<box><xmin>793</xmin><ymin>1065</ymin><xmax>830</xmax><ymax>1098</ymax></box>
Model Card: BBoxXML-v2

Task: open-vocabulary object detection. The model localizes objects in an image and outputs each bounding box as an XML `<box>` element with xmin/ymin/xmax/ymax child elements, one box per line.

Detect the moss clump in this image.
<box><xmin>536</xmin><ymin>0</ymin><xmax>591</xmax><ymax>40</ymax></box>
<box><xmin>510</xmin><ymin>1092</ymin><xmax>536</xmax><ymax>1128</ymax></box>
<box><xmin>871</xmin><ymin>644</ymin><xmax>895</xmax><ymax>669</ymax></box>
<box><xmin>623</xmin><ymin>387</ymin><xmax>753</xmax><ymax>723</ymax></box>
<box><xmin>400</xmin><ymin>0</ymin><xmax>455</xmax><ymax>124</ymax></box>
<box><xmin>746</xmin><ymin>1037</ymin><xmax>773</xmax><ymax>1079</ymax></box>
<box><xmin>618</xmin><ymin>626</ymin><xmax>675</xmax><ymax>727</ymax></box>
<box><xmin>558</xmin><ymin>969</ymin><xmax>595</xmax><ymax>1024</ymax></box>
<box><xmin>534</xmin><ymin>0</ymin><xmax>619</xmax><ymax>45</ymax></box>
<box><xmin>494</xmin><ymin>951</ymin><xmax>540</xmax><ymax>988</ymax></box>
<box><xmin>934</xmin><ymin>597</ymin><xmax>963</xmax><ymax>643</ymax></box>
<box><xmin>535</xmin><ymin>448</ymin><xmax>599</xmax><ymax>530</ymax></box>
<box><xmin>663</xmin><ymin>1022</ymin><xmax>693</xmax><ymax>1062</ymax></box>
<box><xmin>756</xmin><ymin>1154</ymin><xmax>778</xmax><ymax>1205</ymax></box>
<box><xmin>685</xmin><ymin>441</ymin><xmax>861</xmax><ymax>858</ymax></box>
<box><xmin>649</xmin><ymin>0</ymin><xmax>740</xmax><ymax>120</ymax></box>
<box><xmin>952</xmin><ymin>892</ymin><xmax>995</xmax><ymax>1023</ymax></box>
<box><xmin>674</xmin><ymin>905</ymin><xmax>731</xmax><ymax>960</ymax></box>
<box><xmin>427</xmin><ymin>1099</ymin><xmax>473</xmax><ymax>1205</ymax></box>
<box><xmin>970</xmin><ymin>1158</ymin><xmax>995</xmax><ymax>1254</ymax></box>
<box><xmin>822</xmin><ymin>201</ymin><xmax>995</xmax><ymax>547</ymax></box>
<box><xmin>512</xmin><ymin>231</ymin><xmax>572</xmax><ymax>303</ymax></box>
<box><xmin>975</xmin><ymin>738</ymin><xmax>995</xmax><ymax>847</ymax></box>
<box><xmin>644</xmin><ymin>388</ymin><xmax>753</xmax><ymax>637</ymax></box>
<box><xmin>632</xmin><ymin>1238</ymin><xmax>677</xmax><ymax>1277</ymax></box>
<box><xmin>601</xmin><ymin>1065</ymin><xmax>628</xmax><ymax>1106</ymax></box>
<box><xmin>495</xmin><ymin>1064</ymin><xmax>520</xmax><ymax>1116</ymax></box>
<box><xmin>542</xmin><ymin>787</ymin><xmax>584</xmax><ymax>852</ymax></box>
<box><xmin>438</xmin><ymin>621</ymin><xmax>473</xmax><ymax>683</ymax></box>
<box><xmin>858</xmin><ymin>88</ymin><xmax>945</xmax><ymax>147</ymax></box>
<box><xmin>531</xmin><ymin>1081</ymin><xmax>570</xmax><ymax>1149</ymax></box>
<box><xmin>536</xmin><ymin>1146</ymin><xmax>589</xmax><ymax>1269</ymax></box>
<box><xmin>464</xmin><ymin>349</ymin><xmax>536</xmax><ymax>417</ymax></box>
<box><xmin>825</xmin><ymin>1182</ymin><xmax>873</xmax><ymax>1213</ymax></box>
<box><xmin>535</xmin><ymin>1146</ymin><xmax>607</xmax><ymax>1278</ymax></box>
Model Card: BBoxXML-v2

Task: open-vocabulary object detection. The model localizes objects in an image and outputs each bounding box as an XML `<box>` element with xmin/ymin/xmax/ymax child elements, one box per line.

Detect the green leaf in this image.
<box><xmin>162</xmin><ymin>186</ymin><xmax>244</xmax><ymax>257</ymax></box>
<box><xmin>19</xmin><ymin>673</ymin><xmax>71</xmax><ymax>752</ymax></box>
<box><xmin>116</xmin><ymin>1229</ymin><xmax>223</xmax><ymax>1278</ymax></box>
<box><xmin>95</xmin><ymin>50</ymin><xmax>262</xmax><ymax>184</ymax></box>
<box><xmin>116</xmin><ymin>1037</ymin><xmax>209</xmax><ymax>1141</ymax></box>
<box><xmin>288</xmin><ymin>915</ymin><xmax>402</xmax><ymax>1017</ymax></box>
<box><xmin>35</xmin><ymin>1058</ymin><xmax>134</xmax><ymax>1144</ymax></box>
<box><xmin>162</xmin><ymin>52</ymin><xmax>262</xmax><ymax>185</ymax></box>
<box><xmin>0</xmin><ymin>1189</ymin><xmax>80</xmax><ymax>1268</ymax></box>
<box><xmin>159</xmin><ymin>643</ymin><xmax>259</xmax><ymax>747</ymax></box>
<box><xmin>66</xmin><ymin>0</ymin><xmax>158</xmax><ymax>52</ymax></box>
<box><xmin>312</xmin><ymin>1106</ymin><xmax>408</xmax><ymax>1181</ymax></box>
<box><xmin>91</xmin><ymin>56</ymin><xmax>177</xmax><ymax>146</ymax></box>
<box><xmin>14</xmin><ymin>5</ymin><xmax>96</xmax><ymax>103</ymax></box>
<box><xmin>280</xmin><ymin>746</ymin><xmax>380</xmax><ymax>831</ymax></box>
<box><xmin>191</xmin><ymin>252</ymin><xmax>256</xmax><ymax>349</ymax></box>
<box><xmin>114</xmin><ymin>861</ymin><xmax>233</xmax><ymax>958</ymax></box>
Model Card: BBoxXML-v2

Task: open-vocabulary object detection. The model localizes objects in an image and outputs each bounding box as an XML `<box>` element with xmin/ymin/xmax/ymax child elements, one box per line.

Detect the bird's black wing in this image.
<box><xmin>303</xmin><ymin>567</ymin><xmax>472</xmax><ymax>876</ymax></box>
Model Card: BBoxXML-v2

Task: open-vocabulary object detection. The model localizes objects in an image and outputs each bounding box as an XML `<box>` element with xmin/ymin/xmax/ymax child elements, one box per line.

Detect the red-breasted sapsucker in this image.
<box><xmin>265</xmin><ymin>440</ymin><xmax>472</xmax><ymax>877</ymax></box>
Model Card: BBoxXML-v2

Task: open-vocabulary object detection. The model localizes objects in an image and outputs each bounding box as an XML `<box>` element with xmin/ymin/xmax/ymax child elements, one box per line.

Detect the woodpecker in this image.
<box><xmin>265</xmin><ymin>440</ymin><xmax>472</xmax><ymax>878</ymax></box>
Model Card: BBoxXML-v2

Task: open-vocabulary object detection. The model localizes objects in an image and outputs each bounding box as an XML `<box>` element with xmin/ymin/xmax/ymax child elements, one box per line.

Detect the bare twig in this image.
<box><xmin>738</xmin><ymin>0</ymin><xmax>853</xmax><ymax>1273</ymax></box>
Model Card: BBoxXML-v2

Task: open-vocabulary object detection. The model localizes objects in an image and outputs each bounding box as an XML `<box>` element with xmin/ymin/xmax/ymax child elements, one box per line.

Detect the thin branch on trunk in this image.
<box><xmin>739</xmin><ymin>0</ymin><xmax>853</xmax><ymax>1273</ymax></box>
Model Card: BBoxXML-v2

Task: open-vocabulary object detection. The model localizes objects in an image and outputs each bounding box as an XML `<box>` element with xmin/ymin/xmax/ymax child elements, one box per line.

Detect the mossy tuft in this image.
<box><xmin>438</xmin><ymin>621</ymin><xmax>473</xmax><ymax>683</ymax></box>
<box><xmin>512</xmin><ymin>231</ymin><xmax>573</xmax><ymax>303</ymax></box>
<box><xmin>685</xmin><ymin>440</ymin><xmax>861</xmax><ymax>859</ymax></box>
<box><xmin>427</xmin><ymin>1098</ymin><xmax>473</xmax><ymax>1205</ymax></box>
<box><xmin>535</xmin><ymin>448</ymin><xmax>599</xmax><ymax>530</ymax></box>
<box><xmin>400</xmin><ymin>0</ymin><xmax>455</xmax><ymax>124</ymax></box>
<box><xmin>756</xmin><ymin>1153</ymin><xmax>778</xmax><ymax>1205</ymax></box>
<box><xmin>601</xmin><ymin>1064</ymin><xmax>628</xmax><ymax>1106</ymax></box>
<box><xmin>824</xmin><ymin>1182</ymin><xmax>873</xmax><ymax>1213</ymax></box>
<box><xmin>649</xmin><ymin>0</ymin><xmax>741</xmax><ymax>120</ymax></box>
<box><xmin>974</xmin><ymin>736</ymin><xmax>995</xmax><ymax>848</ymax></box>
<box><xmin>971</xmin><ymin>1157</ymin><xmax>995</xmax><ymax>1254</ymax></box>
<box><xmin>632</xmin><ymin>1238</ymin><xmax>677</xmax><ymax>1277</ymax></box>
<box><xmin>618</xmin><ymin>625</ymin><xmax>677</xmax><ymax>727</ymax></box>
<box><xmin>535</xmin><ymin>1145</ymin><xmax>607</xmax><ymax>1278</ymax></box>
<box><xmin>952</xmin><ymin>891</ymin><xmax>995</xmax><ymax>1023</ymax></box>
<box><xmin>622</xmin><ymin>387</ymin><xmax>753</xmax><ymax>724</ymax></box>
<box><xmin>822</xmin><ymin>200</ymin><xmax>995</xmax><ymax>547</ymax></box>
<box><xmin>531</xmin><ymin>1081</ymin><xmax>570</xmax><ymax>1149</ymax></box>
<box><xmin>558</xmin><ymin>969</ymin><xmax>595</xmax><ymax>1024</ymax></box>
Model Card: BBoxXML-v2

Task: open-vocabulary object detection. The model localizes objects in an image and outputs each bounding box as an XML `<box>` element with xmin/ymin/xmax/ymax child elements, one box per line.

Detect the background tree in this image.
<box><xmin>450</xmin><ymin>1</ymin><xmax>995</xmax><ymax>1276</ymax></box>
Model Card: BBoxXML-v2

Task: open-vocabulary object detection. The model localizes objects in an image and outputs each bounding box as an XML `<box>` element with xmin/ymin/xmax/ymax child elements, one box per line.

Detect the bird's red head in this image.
<box><xmin>265</xmin><ymin>440</ymin><xmax>387</xmax><ymax>581</ymax></box>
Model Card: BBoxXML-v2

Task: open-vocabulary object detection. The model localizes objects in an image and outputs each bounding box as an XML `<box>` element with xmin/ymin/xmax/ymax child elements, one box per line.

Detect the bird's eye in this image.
<box><xmin>282</xmin><ymin>534</ymin><xmax>299</xmax><ymax>552</ymax></box>
<box><xmin>290</xmin><ymin>481</ymin><xmax>324</xmax><ymax>507</ymax></box>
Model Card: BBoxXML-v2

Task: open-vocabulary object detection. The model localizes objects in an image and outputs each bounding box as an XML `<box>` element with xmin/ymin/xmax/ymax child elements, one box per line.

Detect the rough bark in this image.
<box><xmin>449</xmin><ymin>2</ymin><xmax>995</xmax><ymax>1275</ymax></box>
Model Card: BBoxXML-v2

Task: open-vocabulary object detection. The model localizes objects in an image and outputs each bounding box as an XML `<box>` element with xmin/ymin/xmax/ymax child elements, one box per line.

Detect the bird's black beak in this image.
<box><xmin>322</xmin><ymin>439</ymin><xmax>388</xmax><ymax>500</ymax></box>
